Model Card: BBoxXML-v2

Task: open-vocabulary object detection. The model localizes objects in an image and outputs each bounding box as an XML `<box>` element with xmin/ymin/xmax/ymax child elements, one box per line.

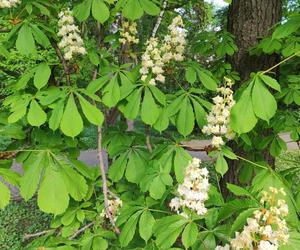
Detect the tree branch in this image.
<box><xmin>23</xmin><ymin>229</ymin><xmax>55</xmax><ymax>240</ymax></box>
<box><xmin>69</xmin><ymin>222</ymin><xmax>94</xmax><ymax>240</ymax></box>
<box><xmin>152</xmin><ymin>0</ymin><xmax>168</xmax><ymax>37</ymax></box>
<box><xmin>50</xmin><ymin>40</ymin><xmax>70</xmax><ymax>85</ymax></box>
<box><xmin>97</xmin><ymin>126</ymin><xmax>120</xmax><ymax>234</ymax></box>
<box><xmin>145</xmin><ymin>125</ymin><xmax>153</xmax><ymax>152</ymax></box>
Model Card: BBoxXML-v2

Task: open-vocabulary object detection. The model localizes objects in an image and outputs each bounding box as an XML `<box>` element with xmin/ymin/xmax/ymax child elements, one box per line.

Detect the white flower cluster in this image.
<box><xmin>100</xmin><ymin>197</ymin><xmax>123</xmax><ymax>222</ymax></box>
<box><xmin>202</xmin><ymin>77</ymin><xmax>235</xmax><ymax>148</ymax></box>
<box><xmin>216</xmin><ymin>187</ymin><xmax>289</xmax><ymax>250</ymax></box>
<box><xmin>57</xmin><ymin>8</ymin><xmax>86</xmax><ymax>60</ymax></box>
<box><xmin>0</xmin><ymin>0</ymin><xmax>20</xmax><ymax>8</ymax></box>
<box><xmin>119</xmin><ymin>21</ymin><xmax>139</xmax><ymax>45</ymax></box>
<box><xmin>140</xmin><ymin>15</ymin><xmax>187</xmax><ymax>86</ymax></box>
<box><xmin>170</xmin><ymin>158</ymin><xmax>210</xmax><ymax>216</ymax></box>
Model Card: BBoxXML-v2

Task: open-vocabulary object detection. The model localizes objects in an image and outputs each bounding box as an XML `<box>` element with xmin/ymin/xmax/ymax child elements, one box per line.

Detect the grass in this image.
<box><xmin>0</xmin><ymin>198</ymin><xmax>51</xmax><ymax>250</ymax></box>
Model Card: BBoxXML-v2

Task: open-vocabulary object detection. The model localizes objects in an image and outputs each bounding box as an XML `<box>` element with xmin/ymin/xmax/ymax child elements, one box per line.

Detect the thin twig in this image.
<box><xmin>97</xmin><ymin>126</ymin><xmax>120</xmax><ymax>234</ymax></box>
<box><xmin>50</xmin><ymin>40</ymin><xmax>71</xmax><ymax>85</ymax></box>
<box><xmin>69</xmin><ymin>222</ymin><xmax>94</xmax><ymax>240</ymax></box>
<box><xmin>23</xmin><ymin>229</ymin><xmax>55</xmax><ymax>240</ymax></box>
<box><xmin>152</xmin><ymin>0</ymin><xmax>168</xmax><ymax>37</ymax></box>
<box><xmin>145</xmin><ymin>125</ymin><xmax>153</xmax><ymax>152</ymax></box>
<box><xmin>262</xmin><ymin>50</ymin><xmax>300</xmax><ymax>74</ymax></box>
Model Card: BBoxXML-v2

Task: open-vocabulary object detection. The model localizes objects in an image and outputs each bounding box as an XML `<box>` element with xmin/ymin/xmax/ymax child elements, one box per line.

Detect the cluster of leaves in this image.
<box><xmin>0</xmin><ymin>0</ymin><xmax>300</xmax><ymax>250</ymax></box>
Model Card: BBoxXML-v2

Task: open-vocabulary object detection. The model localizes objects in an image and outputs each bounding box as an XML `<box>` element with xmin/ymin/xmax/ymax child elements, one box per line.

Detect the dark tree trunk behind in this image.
<box><xmin>227</xmin><ymin>0</ymin><xmax>282</xmax><ymax>82</ymax></box>
<box><xmin>221</xmin><ymin>0</ymin><xmax>282</xmax><ymax>195</ymax></box>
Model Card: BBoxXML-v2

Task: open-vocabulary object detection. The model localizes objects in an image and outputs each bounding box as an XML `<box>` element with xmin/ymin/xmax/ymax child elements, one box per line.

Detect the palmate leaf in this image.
<box><xmin>27</xmin><ymin>99</ymin><xmax>47</xmax><ymax>127</ymax></box>
<box><xmin>141</xmin><ymin>88</ymin><xmax>160</xmax><ymax>125</ymax></box>
<box><xmin>139</xmin><ymin>210</ymin><xmax>155</xmax><ymax>242</ymax></box>
<box><xmin>34</xmin><ymin>63</ymin><xmax>51</xmax><ymax>89</ymax></box>
<box><xmin>176</xmin><ymin>96</ymin><xmax>194</xmax><ymax>136</ymax></box>
<box><xmin>16</xmin><ymin>24</ymin><xmax>36</xmax><ymax>55</ymax></box>
<box><xmin>92</xmin><ymin>0</ymin><xmax>110</xmax><ymax>24</ymax></box>
<box><xmin>182</xmin><ymin>222</ymin><xmax>198</xmax><ymax>249</ymax></box>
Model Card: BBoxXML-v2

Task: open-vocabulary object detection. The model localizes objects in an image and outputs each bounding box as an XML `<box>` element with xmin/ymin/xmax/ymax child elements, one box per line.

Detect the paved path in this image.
<box><xmin>4</xmin><ymin>133</ymin><xmax>300</xmax><ymax>200</ymax></box>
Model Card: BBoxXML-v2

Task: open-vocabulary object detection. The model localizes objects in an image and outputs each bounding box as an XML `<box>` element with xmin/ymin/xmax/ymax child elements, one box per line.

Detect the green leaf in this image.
<box><xmin>27</xmin><ymin>100</ymin><xmax>47</xmax><ymax>127</ymax></box>
<box><xmin>153</xmin><ymin>108</ymin><xmax>169</xmax><ymax>132</ymax></box>
<box><xmin>226</xmin><ymin>183</ymin><xmax>252</xmax><ymax>198</ymax></box>
<box><xmin>102</xmin><ymin>76</ymin><xmax>120</xmax><ymax>107</ymax></box>
<box><xmin>92</xmin><ymin>0</ymin><xmax>110</xmax><ymax>24</ymax></box>
<box><xmin>34</xmin><ymin>63</ymin><xmax>51</xmax><ymax>89</ymax></box>
<box><xmin>174</xmin><ymin>148</ymin><xmax>191</xmax><ymax>182</ymax></box>
<box><xmin>61</xmin><ymin>164</ymin><xmax>88</xmax><ymax>201</ymax></box>
<box><xmin>77</xmin><ymin>94</ymin><xmax>104</xmax><ymax>126</ymax></box>
<box><xmin>37</xmin><ymin>167</ymin><xmax>69</xmax><ymax>215</ymax></box>
<box><xmin>182</xmin><ymin>222</ymin><xmax>198</xmax><ymax>249</ymax></box>
<box><xmin>149</xmin><ymin>176</ymin><xmax>166</xmax><ymax>199</ymax></box>
<box><xmin>139</xmin><ymin>210</ymin><xmax>155</xmax><ymax>242</ymax></box>
<box><xmin>185</xmin><ymin>67</ymin><xmax>197</xmax><ymax>84</ymax></box>
<box><xmin>197</xmin><ymin>69</ymin><xmax>217</xmax><ymax>91</ymax></box>
<box><xmin>60</xmin><ymin>94</ymin><xmax>83</xmax><ymax>137</ymax></box>
<box><xmin>119</xmin><ymin>211</ymin><xmax>142</xmax><ymax>247</ymax></box>
<box><xmin>176</xmin><ymin>97</ymin><xmax>194</xmax><ymax>136</ymax></box>
<box><xmin>49</xmin><ymin>100</ymin><xmax>64</xmax><ymax>131</ymax></box>
<box><xmin>140</xmin><ymin>0</ymin><xmax>160</xmax><ymax>16</ymax></box>
<box><xmin>124</xmin><ymin>89</ymin><xmax>142</xmax><ymax>119</ymax></box>
<box><xmin>0</xmin><ymin>181</ymin><xmax>10</xmax><ymax>209</ymax></box>
<box><xmin>125</xmin><ymin>151</ymin><xmax>146</xmax><ymax>183</ymax></box>
<box><xmin>20</xmin><ymin>152</ymin><xmax>45</xmax><ymax>200</ymax></box>
<box><xmin>31</xmin><ymin>24</ymin><xmax>50</xmax><ymax>48</ymax></box>
<box><xmin>16</xmin><ymin>24</ymin><xmax>36</xmax><ymax>55</ymax></box>
<box><xmin>74</xmin><ymin>0</ymin><xmax>92</xmax><ymax>21</ymax></box>
<box><xmin>141</xmin><ymin>88</ymin><xmax>159</xmax><ymax>125</ymax></box>
<box><xmin>191</xmin><ymin>99</ymin><xmax>207</xmax><ymax>128</ymax></box>
<box><xmin>230</xmin><ymin>208</ymin><xmax>257</xmax><ymax>235</ymax></box>
<box><xmin>108</xmin><ymin>153</ymin><xmax>128</xmax><ymax>182</ymax></box>
<box><xmin>215</xmin><ymin>155</ymin><xmax>228</xmax><ymax>177</ymax></box>
<box><xmin>123</xmin><ymin>0</ymin><xmax>143</xmax><ymax>20</ymax></box>
<box><xmin>272</xmin><ymin>16</ymin><xmax>300</xmax><ymax>40</ymax></box>
<box><xmin>259</xmin><ymin>74</ymin><xmax>281</xmax><ymax>92</ymax></box>
<box><xmin>230</xmin><ymin>84</ymin><xmax>257</xmax><ymax>134</ymax></box>
<box><xmin>87</xmin><ymin>75</ymin><xmax>110</xmax><ymax>93</ymax></box>
<box><xmin>252</xmin><ymin>78</ymin><xmax>277</xmax><ymax>122</ymax></box>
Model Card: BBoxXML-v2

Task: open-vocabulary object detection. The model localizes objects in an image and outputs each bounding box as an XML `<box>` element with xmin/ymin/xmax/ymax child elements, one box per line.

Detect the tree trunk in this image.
<box><xmin>221</xmin><ymin>0</ymin><xmax>282</xmax><ymax>194</ymax></box>
<box><xmin>227</xmin><ymin>0</ymin><xmax>282</xmax><ymax>82</ymax></box>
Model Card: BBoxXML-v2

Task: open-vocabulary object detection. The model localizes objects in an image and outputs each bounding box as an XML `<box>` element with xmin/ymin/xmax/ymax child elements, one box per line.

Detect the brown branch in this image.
<box><xmin>145</xmin><ymin>125</ymin><xmax>153</xmax><ymax>152</ymax></box>
<box><xmin>23</xmin><ymin>229</ymin><xmax>55</xmax><ymax>240</ymax></box>
<box><xmin>97</xmin><ymin>126</ymin><xmax>120</xmax><ymax>234</ymax></box>
<box><xmin>152</xmin><ymin>0</ymin><xmax>168</xmax><ymax>37</ymax></box>
<box><xmin>69</xmin><ymin>222</ymin><xmax>94</xmax><ymax>240</ymax></box>
<box><xmin>50</xmin><ymin>40</ymin><xmax>70</xmax><ymax>85</ymax></box>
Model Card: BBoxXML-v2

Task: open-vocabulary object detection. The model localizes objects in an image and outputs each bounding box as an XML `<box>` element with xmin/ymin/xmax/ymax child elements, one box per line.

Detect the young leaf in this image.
<box><xmin>182</xmin><ymin>222</ymin><xmax>198</xmax><ymax>249</ymax></box>
<box><xmin>92</xmin><ymin>0</ymin><xmax>110</xmax><ymax>24</ymax></box>
<box><xmin>34</xmin><ymin>63</ymin><xmax>51</xmax><ymax>89</ymax></box>
<box><xmin>16</xmin><ymin>24</ymin><xmax>36</xmax><ymax>55</ymax></box>
<box><xmin>77</xmin><ymin>94</ymin><xmax>104</xmax><ymax>126</ymax></box>
<box><xmin>215</xmin><ymin>155</ymin><xmax>228</xmax><ymax>177</ymax></box>
<box><xmin>252</xmin><ymin>78</ymin><xmax>277</xmax><ymax>122</ymax></box>
<box><xmin>139</xmin><ymin>210</ymin><xmax>155</xmax><ymax>242</ymax></box>
<box><xmin>27</xmin><ymin>100</ymin><xmax>47</xmax><ymax>127</ymax></box>
<box><xmin>60</xmin><ymin>94</ymin><xmax>83</xmax><ymax>137</ymax></box>
<box><xmin>37</xmin><ymin>167</ymin><xmax>69</xmax><ymax>215</ymax></box>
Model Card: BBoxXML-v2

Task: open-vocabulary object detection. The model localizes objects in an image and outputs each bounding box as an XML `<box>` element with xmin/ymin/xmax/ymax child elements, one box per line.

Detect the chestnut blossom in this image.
<box><xmin>119</xmin><ymin>21</ymin><xmax>139</xmax><ymax>45</ymax></box>
<box><xmin>100</xmin><ymin>197</ymin><xmax>123</xmax><ymax>222</ymax></box>
<box><xmin>169</xmin><ymin>158</ymin><xmax>210</xmax><ymax>216</ymax></box>
<box><xmin>57</xmin><ymin>8</ymin><xmax>86</xmax><ymax>60</ymax></box>
<box><xmin>0</xmin><ymin>0</ymin><xmax>20</xmax><ymax>8</ymax></box>
<box><xmin>202</xmin><ymin>77</ymin><xmax>235</xmax><ymax>148</ymax></box>
<box><xmin>140</xmin><ymin>15</ymin><xmax>186</xmax><ymax>86</ymax></box>
<box><xmin>216</xmin><ymin>187</ymin><xmax>289</xmax><ymax>250</ymax></box>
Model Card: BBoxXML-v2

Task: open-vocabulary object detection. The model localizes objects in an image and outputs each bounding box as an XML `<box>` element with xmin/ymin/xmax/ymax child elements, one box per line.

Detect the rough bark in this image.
<box><xmin>222</xmin><ymin>0</ymin><xmax>282</xmax><ymax>194</ymax></box>
<box><xmin>227</xmin><ymin>0</ymin><xmax>282</xmax><ymax>82</ymax></box>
